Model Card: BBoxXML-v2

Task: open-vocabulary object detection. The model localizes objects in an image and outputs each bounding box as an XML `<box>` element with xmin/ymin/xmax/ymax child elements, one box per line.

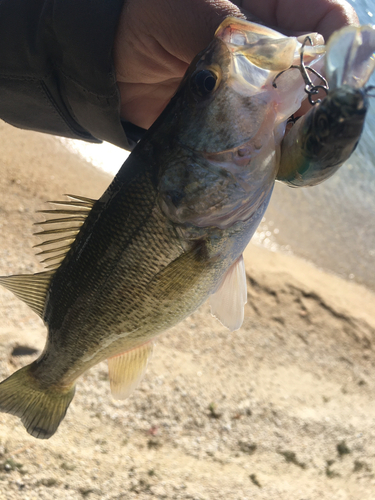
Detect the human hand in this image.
<box><xmin>114</xmin><ymin>0</ymin><xmax>358</xmax><ymax>130</ymax></box>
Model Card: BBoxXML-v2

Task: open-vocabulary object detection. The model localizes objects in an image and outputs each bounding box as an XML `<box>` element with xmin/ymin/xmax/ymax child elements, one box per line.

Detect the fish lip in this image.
<box><xmin>214</xmin><ymin>17</ymin><xmax>325</xmax><ymax>73</ymax></box>
<box><xmin>215</xmin><ymin>18</ymin><xmax>287</xmax><ymax>43</ymax></box>
<box><xmin>215</xmin><ymin>17</ymin><xmax>297</xmax><ymax>72</ymax></box>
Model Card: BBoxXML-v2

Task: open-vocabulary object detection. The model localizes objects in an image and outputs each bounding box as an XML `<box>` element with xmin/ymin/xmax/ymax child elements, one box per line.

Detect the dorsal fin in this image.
<box><xmin>33</xmin><ymin>194</ymin><xmax>96</xmax><ymax>270</ymax></box>
<box><xmin>108</xmin><ymin>342</ymin><xmax>154</xmax><ymax>400</ymax></box>
<box><xmin>0</xmin><ymin>271</ymin><xmax>54</xmax><ymax>318</ymax></box>
<box><xmin>0</xmin><ymin>194</ymin><xmax>96</xmax><ymax>317</ymax></box>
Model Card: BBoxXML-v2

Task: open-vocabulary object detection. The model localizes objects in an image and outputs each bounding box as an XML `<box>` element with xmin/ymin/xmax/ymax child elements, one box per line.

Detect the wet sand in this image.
<box><xmin>0</xmin><ymin>121</ymin><xmax>374</xmax><ymax>499</ymax></box>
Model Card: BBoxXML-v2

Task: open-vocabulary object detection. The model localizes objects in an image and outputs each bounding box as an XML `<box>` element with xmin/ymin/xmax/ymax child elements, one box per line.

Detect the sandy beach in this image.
<box><xmin>0</xmin><ymin>120</ymin><xmax>374</xmax><ymax>500</ymax></box>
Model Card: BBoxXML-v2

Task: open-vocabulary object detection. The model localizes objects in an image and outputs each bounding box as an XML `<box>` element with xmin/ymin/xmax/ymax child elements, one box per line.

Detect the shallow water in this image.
<box><xmin>59</xmin><ymin>0</ymin><xmax>375</xmax><ymax>291</ymax></box>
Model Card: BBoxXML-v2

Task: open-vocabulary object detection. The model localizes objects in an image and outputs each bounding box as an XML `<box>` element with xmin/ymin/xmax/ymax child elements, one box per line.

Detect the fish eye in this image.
<box><xmin>190</xmin><ymin>69</ymin><xmax>218</xmax><ymax>97</ymax></box>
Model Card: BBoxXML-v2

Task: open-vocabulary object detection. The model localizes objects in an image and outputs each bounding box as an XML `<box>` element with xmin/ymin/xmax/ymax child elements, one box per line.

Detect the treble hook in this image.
<box><xmin>272</xmin><ymin>35</ymin><xmax>329</xmax><ymax>105</ymax></box>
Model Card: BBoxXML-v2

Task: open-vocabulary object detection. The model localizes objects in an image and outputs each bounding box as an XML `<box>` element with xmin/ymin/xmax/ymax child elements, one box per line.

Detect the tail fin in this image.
<box><xmin>0</xmin><ymin>363</ymin><xmax>75</xmax><ymax>439</ymax></box>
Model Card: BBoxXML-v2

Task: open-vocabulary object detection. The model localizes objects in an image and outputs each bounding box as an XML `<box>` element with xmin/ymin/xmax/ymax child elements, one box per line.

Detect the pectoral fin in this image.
<box><xmin>107</xmin><ymin>342</ymin><xmax>154</xmax><ymax>400</ymax></box>
<box><xmin>210</xmin><ymin>255</ymin><xmax>247</xmax><ymax>331</ymax></box>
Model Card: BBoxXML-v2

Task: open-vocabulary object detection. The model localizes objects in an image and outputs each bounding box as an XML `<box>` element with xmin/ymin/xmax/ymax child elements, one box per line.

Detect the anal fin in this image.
<box><xmin>107</xmin><ymin>342</ymin><xmax>154</xmax><ymax>400</ymax></box>
<box><xmin>210</xmin><ymin>254</ymin><xmax>247</xmax><ymax>331</ymax></box>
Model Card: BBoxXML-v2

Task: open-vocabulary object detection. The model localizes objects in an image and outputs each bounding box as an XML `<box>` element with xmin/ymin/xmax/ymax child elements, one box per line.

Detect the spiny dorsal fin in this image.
<box><xmin>210</xmin><ymin>254</ymin><xmax>247</xmax><ymax>331</ymax></box>
<box><xmin>108</xmin><ymin>342</ymin><xmax>154</xmax><ymax>400</ymax></box>
<box><xmin>62</xmin><ymin>194</ymin><xmax>96</xmax><ymax>206</ymax></box>
<box><xmin>0</xmin><ymin>194</ymin><xmax>97</xmax><ymax>316</ymax></box>
<box><xmin>0</xmin><ymin>271</ymin><xmax>54</xmax><ymax>318</ymax></box>
<box><xmin>33</xmin><ymin>194</ymin><xmax>96</xmax><ymax>269</ymax></box>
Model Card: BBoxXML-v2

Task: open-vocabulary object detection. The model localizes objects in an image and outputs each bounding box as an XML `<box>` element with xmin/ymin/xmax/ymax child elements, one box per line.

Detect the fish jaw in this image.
<box><xmin>215</xmin><ymin>17</ymin><xmax>324</xmax><ymax>72</ymax></box>
<box><xmin>213</xmin><ymin>18</ymin><xmax>325</xmax><ymax>126</ymax></box>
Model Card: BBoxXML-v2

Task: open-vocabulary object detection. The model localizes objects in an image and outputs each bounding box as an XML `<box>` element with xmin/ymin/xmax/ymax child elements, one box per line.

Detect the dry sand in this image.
<box><xmin>0</xmin><ymin>121</ymin><xmax>374</xmax><ymax>500</ymax></box>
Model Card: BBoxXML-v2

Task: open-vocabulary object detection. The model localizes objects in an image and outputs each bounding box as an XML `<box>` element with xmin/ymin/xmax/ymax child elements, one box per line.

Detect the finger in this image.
<box><xmin>151</xmin><ymin>0</ymin><xmax>245</xmax><ymax>63</ymax></box>
<box><xmin>233</xmin><ymin>0</ymin><xmax>358</xmax><ymax>40</ymax></box>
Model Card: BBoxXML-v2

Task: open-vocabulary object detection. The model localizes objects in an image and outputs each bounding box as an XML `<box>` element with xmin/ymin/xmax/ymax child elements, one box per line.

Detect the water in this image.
<box><xmin>58</xmin><ymin>137</ymin><xmax>130</xmax><ymax>176</ymax></box>
<box><xmin>59</xmin><ymin>0</ymin><xmax>375</xmax><ymax>291</ymax></box>
<box><xmin>260</xmin><ymin>0</ymin><xmax>375</xmax><ymax>291</ymax></box>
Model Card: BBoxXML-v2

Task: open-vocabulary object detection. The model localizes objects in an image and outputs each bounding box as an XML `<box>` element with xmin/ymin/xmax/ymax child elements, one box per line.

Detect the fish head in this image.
<box><xmin>164</xmin><ymin>18</ymin><xmax>325</xmax><ymax>153</ymax></box>
<box><xmin>155</xmin><ymin>18</ymin><xmax>325</xmax><ymax>229</ymax></box>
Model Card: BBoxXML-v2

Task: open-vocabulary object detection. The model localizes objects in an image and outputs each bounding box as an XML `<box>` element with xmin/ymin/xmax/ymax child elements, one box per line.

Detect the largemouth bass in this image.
<box><xmin>0</xmin><ymin>19</ymin><xmax>374</xmax><ymax>439</ymax></box>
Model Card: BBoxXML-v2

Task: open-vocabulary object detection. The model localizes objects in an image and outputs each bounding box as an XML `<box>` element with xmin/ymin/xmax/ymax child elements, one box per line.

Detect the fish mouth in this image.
<box><xmin>215</xmin><ymin>18</ymin><xmax>299</xmax><ymax>72</ymax></box>
<box><xmin>215</xmin><ymin>17</ymin><xmax>325</xmax><ymax>88</ymax></box>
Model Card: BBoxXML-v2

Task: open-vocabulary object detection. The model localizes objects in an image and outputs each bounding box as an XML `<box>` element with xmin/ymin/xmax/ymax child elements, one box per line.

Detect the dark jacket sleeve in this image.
<box><xmin>0</xmin><ymin>0</ymin><xmax>145</xmax><ymax>150</ymax></box>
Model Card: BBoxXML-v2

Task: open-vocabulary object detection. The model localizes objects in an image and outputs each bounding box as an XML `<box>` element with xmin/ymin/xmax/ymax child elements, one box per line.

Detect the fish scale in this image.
<box><xmin>41</xmin><ymin>165</ymin><xmax>216</xmax><ymax>379</ymax></box>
